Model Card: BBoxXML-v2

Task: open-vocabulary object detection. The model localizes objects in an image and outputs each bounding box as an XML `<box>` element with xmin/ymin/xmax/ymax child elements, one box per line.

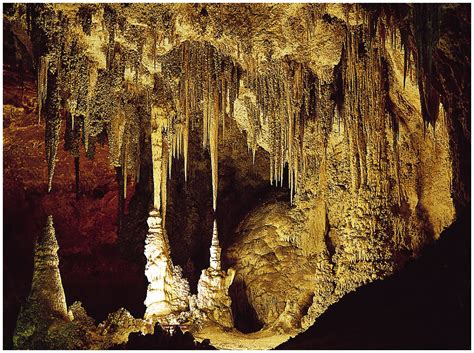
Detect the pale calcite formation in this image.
<box><xmin>209</xmin><ymin>220</ymin><xmax>222</xmax><ymax>271</ymax></box>
<box><xmin>144</xmin><ymin>209</ymin><xmax>190</xmax><ymax>320</ymax></box>
<box><xmin>193</xmin><ymin>221</ymin><xmax>236</xmax><ymax>328</ymax></box>
<box><xmin>97</xmin><ymin>308</ymin><xmax>151</xmax><ymax>347</ymax></box>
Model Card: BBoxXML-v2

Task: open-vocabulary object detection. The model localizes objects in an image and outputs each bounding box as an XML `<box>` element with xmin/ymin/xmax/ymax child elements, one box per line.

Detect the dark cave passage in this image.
<box><xmin>229</xmin><ymin>276</ymin><xmax>264</xmax><ymax>333</ymax></box>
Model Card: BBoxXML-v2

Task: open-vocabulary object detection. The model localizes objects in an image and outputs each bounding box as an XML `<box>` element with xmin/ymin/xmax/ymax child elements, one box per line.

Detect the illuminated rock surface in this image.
<box><xmin>194</xmin><ymin>220</ymin><xmax>236</xmax><ymax>328</ymax></box>
<box><xmin>144</xmin><ymin>209</ymin><xmax>190</xmax><ymax>320</ymax></box>
<box><xmin>3</xmin><ymin>3</ymin><xmax>470</xmax><ymax>350</ymax></box>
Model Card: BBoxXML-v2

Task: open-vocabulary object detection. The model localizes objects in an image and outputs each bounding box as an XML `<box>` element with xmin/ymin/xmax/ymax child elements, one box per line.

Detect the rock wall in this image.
<box><xmin>226</xmin><ymin>38</ymin><xmax>455</xmax><ymax>330</ymax></box>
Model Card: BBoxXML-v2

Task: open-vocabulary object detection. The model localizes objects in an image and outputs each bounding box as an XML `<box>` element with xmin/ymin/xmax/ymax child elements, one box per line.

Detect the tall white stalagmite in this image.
<box><xmin>195</xmin><ymin>218</ymin><xmax>235</xmax><ymax>328</ymax></box>
<box><xmin>209</xmin><ymin>219</ymin><xmax>222</xmax><ymax>271</ymax></box>
<box><xmin>143</xmin><ymin>210</ymin><xmax>174</xmax><ymax>319</ymax></box>
<box><xmin>145</xmin><ymin>106</ymin><xmax>190</xmax><ymax>321</ymax></box>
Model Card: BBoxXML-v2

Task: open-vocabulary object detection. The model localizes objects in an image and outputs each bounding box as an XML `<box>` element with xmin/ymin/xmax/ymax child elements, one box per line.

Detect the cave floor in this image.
<box><xmin>191</xmin><ymin>323</ymin><xmax>295</xmax><ymax>350</ymax></box>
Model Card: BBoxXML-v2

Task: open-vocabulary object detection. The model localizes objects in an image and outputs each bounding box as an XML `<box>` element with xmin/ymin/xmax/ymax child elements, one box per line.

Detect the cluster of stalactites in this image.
<box><xmin>162</xmin><ymin>41</ymin><xmax>241</xmax><ymax>211</ymax></box>
<box><xmin>244</xmin><ymin>59</ymin><xmax>319</xmax><ymax>204</ymax></box>
<box><xmin>155</xmin><ymin>42</ymin><xmax>321</xmax><ymax>209</ymax></box>
<box><xmin>338</xmin><ymin>21</ymin><xmax>391</xmax><ymax>192</ymax></box>
<box><xmin>362</xmin><ymin>4</ymin><xmax>442</xmax><ymax>127</ymax></box>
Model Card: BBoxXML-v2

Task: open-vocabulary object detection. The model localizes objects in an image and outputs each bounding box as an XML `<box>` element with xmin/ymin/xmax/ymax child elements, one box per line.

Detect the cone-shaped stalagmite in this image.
<box><xmin>13</xmin><ymin>216</ymin><xmax>71</xmax><ymax>348</ymax></box>
<box><xmin>209</xmin><ymin>219</ymin><xmax>222</xmax><ymax>271</ymax></box>
<box><xmin>196</xmin><ymin>219</ymin><xmax>235</xmax><ymax>328</ymax></box>
<box><xmin>32</xmin><ymin>215</ymin><xmax>69</xmax><ymax>318</ymax></box>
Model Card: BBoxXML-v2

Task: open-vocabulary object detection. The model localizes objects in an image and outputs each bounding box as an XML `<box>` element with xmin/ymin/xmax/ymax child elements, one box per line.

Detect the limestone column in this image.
<box><xmin>145</xmin><ymin>105</ymin><xmax>190</xmax><ymax>320</ymax></box>
<box><xmin>144</xmin><ymin>105</ymin><xmax>174</xmax><ymax>319</ymax></box>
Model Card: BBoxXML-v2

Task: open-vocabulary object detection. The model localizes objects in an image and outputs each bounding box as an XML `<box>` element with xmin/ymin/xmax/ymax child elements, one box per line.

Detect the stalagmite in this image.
<box><xmin>194</xmin><ymin>219</ymin><xmax>235</xmax><ymax>328</ymax></box>
<box><xmin>143</xmin><ymin>210</ymin><xmax>174</xmax><ymax>319</ymax></box>
<box><xmin>32</xmin><ymin>215</ymin><xmax>69</xmax><ymax>318</ymax></box>
<box><xmin>13</xmin><ymin>216</ymin><xmax>72</xmax><ymax>348</ymax></box>
<box><xmin>209</xmin><ymin>219</ymin><xmax>222</xmax><ymax>271</ymax></box>
<box><xmin>143</xmin><ymin>210</ymin><xmax>190</xmax><ymax>322</ymax></box>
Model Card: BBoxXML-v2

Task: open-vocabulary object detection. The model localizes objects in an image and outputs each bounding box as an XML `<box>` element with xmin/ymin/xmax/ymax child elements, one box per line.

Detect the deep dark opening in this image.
<box><xmin>228</xmin><ymin>276</ymin><xmax>264</xmax><ymax>333</ymax></box>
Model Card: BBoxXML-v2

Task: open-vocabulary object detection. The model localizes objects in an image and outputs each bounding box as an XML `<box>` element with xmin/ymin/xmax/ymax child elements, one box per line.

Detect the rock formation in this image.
<box><xmin>13</xmin><ymin>215</ymin><xmax>72</xmax><ymax>348</ymax></box>
<box><xmin>14</xmin><ymin>218</ymin><xmax>152</xmax><ymax>350</ymax></box>
<box><xmin>195</xmin><ymin>220</ymin><xmax>235</xmax><ymax>328</ymax></box>
<box><xmin>3</xmin><ymin>3</ymin><xmax>470</xmax><ymax>349</ymax></box>
<box><xmin>144</xmin><ymin>209</ymin><xmax>190</xmax><ymax>320</ymax></box>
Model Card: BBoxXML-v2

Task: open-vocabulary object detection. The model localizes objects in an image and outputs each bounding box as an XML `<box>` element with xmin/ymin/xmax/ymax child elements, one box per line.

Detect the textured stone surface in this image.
<box><xmin>144</xmin><ymin>209</ymin><xmax>190</xmax><ymax>320</ymax></box>
<box><xmin>13</xmin><ymin>216</ymin><xmax>71</xmax><ymax>349</ymax></box>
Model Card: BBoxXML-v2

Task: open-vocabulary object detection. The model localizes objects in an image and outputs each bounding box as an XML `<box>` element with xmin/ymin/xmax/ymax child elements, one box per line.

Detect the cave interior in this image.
<box><xmin>2</xmin><ymin>3</ymin><xmax>471</xmax><ymax>350</ymax></box>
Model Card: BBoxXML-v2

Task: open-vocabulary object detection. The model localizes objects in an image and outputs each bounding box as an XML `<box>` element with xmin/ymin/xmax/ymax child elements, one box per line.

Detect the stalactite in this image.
<box><xmin>161</xmin><ymin>139</ymin><xmax>169</xmax><ymax>227</ymax></box>
<box><xmin>123</xmin><ymin>141</ymin><xmax>128</xmax><ymax>200</ymax></box>
<box><xmin>45</xmin><ymin>61</ymin><xmax>61</xmax><ymax>193</ymax></box>
<box><xmin>151</xmin><ymin>105</ymin><xmax>168</xmax><ymax>214</ymax></box>
<box><xmin>242</xmin><ymin>58</ymin><xmax>317</xmax><ymax>203</ymax></box>
<box><xmin>210</xmin><ymin>85</ymin><xmax>219</xmax><ymax>211</ymax></box>
<box><xmin>84</xmin><ymin>62</ymin><xmax>98</xmax><ymax>154</ymax></box>
<box><xmin>160</xmin><ymin>41</ymin><xmax>241</xmax><ymax>209</ymax></box>
<box><xmin>368</xmin><ymin>4</ymin><xmax>443</xmax><ymax>127</ymax></box>
<box><xmin>107</xmin><ymin>110</ymin><xmax>126</xmax><ymax>167</ymax></box>
<box><xmin>37</xmin><ymin>55</ymin><xmax>49</xmax><ymax>124</ymax></box>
